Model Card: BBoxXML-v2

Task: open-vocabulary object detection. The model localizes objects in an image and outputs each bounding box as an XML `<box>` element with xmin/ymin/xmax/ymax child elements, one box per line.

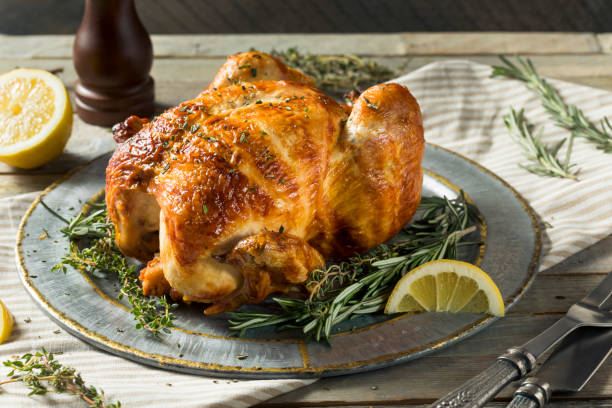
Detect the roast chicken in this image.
<box><xmin>105</xmin><ymin>51</ymin><xmax>424</xmax><ymax>314</ymax></box>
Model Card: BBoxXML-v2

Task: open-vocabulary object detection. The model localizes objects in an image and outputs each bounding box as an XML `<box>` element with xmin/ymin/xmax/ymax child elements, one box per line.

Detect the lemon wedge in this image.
<box><xmin>384</xmin><ymin>259</ymin><xmax>505</xmax><ymax>317</ymax></box>
<box><xmin>0</xmin><ymin>298</ymin><xmax>13</xmax><ymax>344</ymax></box>
<box><xmin>0</xmin><ymin>68</ymin><xmax>72</xmax><ymax>169</ymax></box>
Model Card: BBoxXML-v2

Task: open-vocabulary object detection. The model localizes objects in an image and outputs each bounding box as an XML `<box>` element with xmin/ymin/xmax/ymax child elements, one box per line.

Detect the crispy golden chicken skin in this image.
<box><xmin>105</xmin><ymin>51</ymin><xmax>424</xmax><ymax>314</ymax></box>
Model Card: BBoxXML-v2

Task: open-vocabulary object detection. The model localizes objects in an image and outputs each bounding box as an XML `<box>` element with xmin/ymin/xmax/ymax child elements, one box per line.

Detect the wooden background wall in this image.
<box><xmin>2</xmin><ymin>0</ymin><xmax>612</xmax><ymax>35</ymax></box>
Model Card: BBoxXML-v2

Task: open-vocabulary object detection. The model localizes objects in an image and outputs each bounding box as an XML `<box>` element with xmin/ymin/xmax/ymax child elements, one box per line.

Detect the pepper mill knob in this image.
<box><xmin>73</xmin><ymin>0</ymin><xmax>155</xmax><ymax>126</ymax></box>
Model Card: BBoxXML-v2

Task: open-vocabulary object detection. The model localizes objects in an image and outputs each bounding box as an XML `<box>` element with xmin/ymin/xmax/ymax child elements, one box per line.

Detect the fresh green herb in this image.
<box><xmin>203</xmin><ymin>136</ymin><xmax>217</xmax><ymax>142</ymax></box>
<box><xmin>1</xmin><ymin>348</ymin><xmax>121</xmax><ymax>407</ymax></box>
<box><xmin>265</xmin><ymin>174</ymin><xmax>275</xmax><ymax>178</ymax></box>
<box><xmin>492</xmin><ymin>55</ymin><xmax>612</xmax><ymax>153</ymax></box>
<box><xmin>239</xmin><ymin>131</ymin><xmax>249</xmax><ymax>143</ymax></box>
<box><xmin>190</xmin><ymin>124</ymin><xmax>200</xmax><ymax>133</ymax></box>
<box><xmin>43</xmin><ymin>200</ymin><xmax>176</xmax><ymax>336</ymax></box>
<box><xmin>279</xmin><ymin>225</ymin><xmax>285</xmax><ymax>233</ymax></box>
<box><xmin>161</xmin><ymin>163</ymin><xmax>170</xmax><ymax>173</ymax></box>
<box><xmin>203</xmin><ymin>204</ymin><xmax>208</xmax><ymax>215</ymax></box>
<box><xmin>228</xmin><ymin>192</ymin><xmax>480</xmax><ymax>342</ymax></box>
<box><xmin>503</xmin><ymin>108</ymin><xmax>578</xmax><ymax>180</ymax></box>
<box><xmin>178</xmin><ymin>106</ymin><xmax>190</xmax><ymax>113</ymax></box>
<box><xmin>270</xmin><ymin>48</ymin><xmax>396</xmax><ymax>95</ymax></box>
<box><xmin>364</xmin><ymin>97</ymin><xmax>379</xmax><ymax>110</ymax></box>
<box><xmin>251</xmin><ymin>68</ymin><xmax>257</xmax><ymax>78</ymax></box>
<box><xmin>238</xmin><ymin>63</ymin><xmax>251</xmax><ymax>69</ymax></box>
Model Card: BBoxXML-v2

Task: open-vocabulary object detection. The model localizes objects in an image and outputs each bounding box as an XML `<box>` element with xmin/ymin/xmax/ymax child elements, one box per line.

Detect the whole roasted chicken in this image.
<box><xmin>106</xmin><ymin>51</ymin><xmax>424</xmax><ymax>314</ymax></box>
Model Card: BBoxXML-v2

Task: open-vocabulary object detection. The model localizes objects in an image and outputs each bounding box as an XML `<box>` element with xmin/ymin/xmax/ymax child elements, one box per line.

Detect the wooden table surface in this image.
<box><xmin>1</xmin><ymin>33</ymin><xmax>611</xmax><ymax>407</ymax></box>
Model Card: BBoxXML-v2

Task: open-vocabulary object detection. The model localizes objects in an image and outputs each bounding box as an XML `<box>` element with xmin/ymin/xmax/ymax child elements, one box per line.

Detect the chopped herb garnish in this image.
<box><xmin>190</xmin><ymin>124</ymin><xmax>200</xmax><ymax>133</ymax></box>
<box><xmin>162</xmin><ymin>163</ymin><xmax>170</xmax><ymax>173</ymax></box>
<box><xmin>238</xmin><ymin>63</ymin><xmax>251</xmax><ymax>69</ymax></box>
<box><xmin>179</xmin><ymin>106</ymin><xmax>189</xmax><ymax>113</ymax></box>
<box><xmin>251</xmin><ymin>68</ymin><xmax>257</xmax><ymax>77</ymax></box>
<box><xmin>285</xmin><ymin>106</ymin><xmax>292</xmax><ymax>111</ymax></box>
<box><xmin>202</xmin><ymin>204</ymin><xmax>208</xmax><ymax>215</ymax></box>
<box><xmin>203</xmin><ymin>136</ymin><xmax>217</xmax><ymax>142</ymax></box>
<box><xmin>279</xmin><ymin>225</ymin><xmax>285</xmax><ymax>233</ymax></box>
<box><xmin>364</xmin><ymin>97</ymin><xmax>379</xmax><ymax>110</ymax></box>
<box><xmin>280</xmin><ymin>178</ymin><xmax>285</xmax><ymax>184</ymax></box>
<box><xmin>239</xmin><ymin>131</ymin><xmax>249</xmax><ymax>143</ymax></box>
<box><xmin>265</xmin><ymin>174</ymin><xmax>275</xmax><ymax>178</ymax></box>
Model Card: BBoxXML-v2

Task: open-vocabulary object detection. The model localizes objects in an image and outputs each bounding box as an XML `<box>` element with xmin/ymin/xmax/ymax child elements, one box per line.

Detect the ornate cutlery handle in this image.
<box><xmin>506</xmin><ymin>378</ymin><xmax>551</xmax><ymax>408</ymax></box>
<box><xmin>430</xmin><ymin>348</ymin><xmax>536</xmax><ymax>408</ymax></box>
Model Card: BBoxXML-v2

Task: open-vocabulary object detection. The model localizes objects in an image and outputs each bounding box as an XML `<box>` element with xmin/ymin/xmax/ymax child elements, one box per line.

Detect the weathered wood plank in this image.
<box><xmin>275</xmin><ymin>402</ymin><xmax>612</xmax><ymax>408</ymax></box>
<box><xmin>0</xmin><ymin>33</ymin><xmax>601</xmax><ymax>59</ymax></box>
<box><xmin>543</xmin><ymin>234</ymin><xmax>612</xmax><ymax>274</ymax></box>
<box><xmin>5</xmin><ymin>55</ymin><xmax>612</xmax><ymax>94</ymax></box>
<box><xmin>0</xmin><ymin>174</ymin><xmax>60</xmax><ymax>198</ymax></box>
<box><xmin>596</xmin><ymin>33</ymin><xmax>612</xmax><ymax>54</ymax></box>
<box><xmin>263</xmin><ymin>353</ymin><xmax>612</xmax><ymax>405</ymax></box>
<box><xmin>510</xmin><ymin>274</ymin><xmax>607</xmax><ymax>313</ymax></box>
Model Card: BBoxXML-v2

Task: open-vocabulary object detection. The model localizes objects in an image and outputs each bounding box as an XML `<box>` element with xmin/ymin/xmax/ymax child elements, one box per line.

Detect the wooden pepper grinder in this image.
<box><xmin>73</xmin><ymin>0</ymin><xmax>155</xmax><ymax>126</ymax></box>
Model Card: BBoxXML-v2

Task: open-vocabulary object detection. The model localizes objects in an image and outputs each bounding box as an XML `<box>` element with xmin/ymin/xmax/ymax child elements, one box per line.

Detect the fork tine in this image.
<box><xmin>581</xmin><ymin>272</ymin><xmax>612</xmax><ymax>310</ymax></box>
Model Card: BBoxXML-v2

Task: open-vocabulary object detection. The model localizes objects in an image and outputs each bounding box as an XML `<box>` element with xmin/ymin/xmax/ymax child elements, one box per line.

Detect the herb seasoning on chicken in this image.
<box><xmin>105</xmin><ymin>51</ymin><xmax>424</xmax><ymax>314</ymax></box>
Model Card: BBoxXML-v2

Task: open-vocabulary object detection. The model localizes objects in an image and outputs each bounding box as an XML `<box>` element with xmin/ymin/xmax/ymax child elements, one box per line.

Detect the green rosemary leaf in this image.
<box><xmin>492</xmin><ymin>55</ymin><xmax>612</xmax><ymax>153</ymax></box>
<box><xmin>269</xmin><ymin>48</ymin><xmax>396</xmax><ymax>95</ymax></box>
<box><xmin>503</xmin><ymin>108</ymin><xmax>578</xmax><ymax>180</ymax></box>
<box><xmin>227</xmin><ymin>191</ymin><xmax>481</xmax><ymax>341</ymax></box>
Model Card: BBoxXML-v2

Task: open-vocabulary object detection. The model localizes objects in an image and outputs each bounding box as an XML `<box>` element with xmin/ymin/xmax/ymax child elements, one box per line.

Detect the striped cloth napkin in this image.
<box><xmin>1</xmin><ymin>60</ymin><xmax>611</xmax><ymax>407</ymax></box>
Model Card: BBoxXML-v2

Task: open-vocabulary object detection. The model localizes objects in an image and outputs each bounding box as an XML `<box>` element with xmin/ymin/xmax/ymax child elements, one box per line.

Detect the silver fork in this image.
<box><xmin>429</xmin><ymin>271</ymin><xmax>612</xmax><ymax>408</ymax></box>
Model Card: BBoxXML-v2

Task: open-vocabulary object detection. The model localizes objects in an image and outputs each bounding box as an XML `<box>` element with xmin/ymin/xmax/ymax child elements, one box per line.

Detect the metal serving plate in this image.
<box><xmin>16</xmin><ymin>144</ymin><xmax>541</xmax><ymax>378</ymax></box>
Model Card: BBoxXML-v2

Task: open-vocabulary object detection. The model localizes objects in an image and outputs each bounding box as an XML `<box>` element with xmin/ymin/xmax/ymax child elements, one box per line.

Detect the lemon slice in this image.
<box><xmin>0</xmin><ymin>299</ymin><xmax>13</xmax><ymax>344</ymax></box>
<box><xmin>0</xmin><ymin>68</ymin><xmax>72</xmax><ymax>169</ymax></box>
<box><xmin>384</xmin><ymin>259</ymin><xmax>505</xmax><ymax>316</ymax></box>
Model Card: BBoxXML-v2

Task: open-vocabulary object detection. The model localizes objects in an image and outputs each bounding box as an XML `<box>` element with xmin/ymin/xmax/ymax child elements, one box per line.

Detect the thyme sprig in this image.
<box><xmin>42</xmin><ymin>200</ymin><xmax>176</xmax><ymax>336</ymax></box>
<box><xmin>503</xmin><ymin>108</ymin><xmax>579</xmax><ymax>180</ymax></box>
<box><xmin>1</xmin><ymin>348</ymin><xmax>121</xmax><ymax>407</ymax></box>
<box><xmin>492</xmin><ymin>55</ymin><xmax>612</xmax><ymax>153</ymax></box>
<box><xmin>270</xmin><ymin>47</ymin><xmax>396</xmax><ymax>95</ymax></box>
<box><xmin>228</xmin><ymin>192</ymin><xmax>480</xmax><ymax>342</ymax></box>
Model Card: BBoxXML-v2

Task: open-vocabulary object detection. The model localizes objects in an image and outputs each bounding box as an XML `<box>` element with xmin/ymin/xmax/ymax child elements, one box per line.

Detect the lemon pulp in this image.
<box><xmin>0</xmin><ymin>69</ymin><xmax>72</xmax><ymax>169</ymax></box>
<box><xmin>384</xmin><ymin>259</ymin><xmax>505</xmax><ymax>317</ymax></box>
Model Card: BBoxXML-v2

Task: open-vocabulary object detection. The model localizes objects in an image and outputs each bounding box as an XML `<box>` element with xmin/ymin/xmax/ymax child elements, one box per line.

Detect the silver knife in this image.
<box><xmin>507</xmin><ymin>327</ymin><xmax>612</xmax><ymax>408</ymax></box>
<box><xmin>430</xmin><ymin>271</ymin><xmax>612</xmax><ymax>408</ymax></box>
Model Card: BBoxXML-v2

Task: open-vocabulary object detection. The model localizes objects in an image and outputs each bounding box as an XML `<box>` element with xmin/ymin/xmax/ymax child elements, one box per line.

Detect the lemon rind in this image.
<box><xmin>384</xmin><ymin>259</ymin><xmax>505</xmax><ymax>317</ymax></box>
<box><xmin>0</xmin><ymin>68</ymin><xmax>71</xmax><ymax>157</ymax></box>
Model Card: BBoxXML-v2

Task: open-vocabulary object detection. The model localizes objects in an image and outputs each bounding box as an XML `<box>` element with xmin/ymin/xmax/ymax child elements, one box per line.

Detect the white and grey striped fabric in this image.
<box><xmin>0</xmin><ymin>60</ymin><xmax>611</xmax><ymax>406</ymax></box>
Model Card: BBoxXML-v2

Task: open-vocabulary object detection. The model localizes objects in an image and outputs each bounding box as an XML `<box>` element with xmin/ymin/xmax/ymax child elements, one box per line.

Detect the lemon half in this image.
<box><xmin>0</xmin><ymin>299</ymin><xmax>13</xmax><ymax>344</ymax></box>
<box><xmin>384</xmin><ymin>259</ymin><xmax>505</xmax><ymax>317</ymax></box>
<box><xmin>0</xmin><ymin>68</ymin><xmax>72</xmax><ymax>169</ymax></box>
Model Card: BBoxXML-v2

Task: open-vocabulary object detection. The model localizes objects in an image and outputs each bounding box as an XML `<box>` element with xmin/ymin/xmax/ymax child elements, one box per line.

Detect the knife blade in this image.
<box><xmin>507</xmin><ymin>327</ymin><xmax>612</xmax><ymax>408</ymax></box>
<box><xmin>430</xmin><ymin>271</ymin><xmax>612</xmax><ymax>408</ymax></box>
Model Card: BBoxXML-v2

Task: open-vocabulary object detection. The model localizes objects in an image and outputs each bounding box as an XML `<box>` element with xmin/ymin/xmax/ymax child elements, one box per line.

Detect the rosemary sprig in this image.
<box><xmin>228</xmin><ymin>192</ymin><xmax>480</xmax><ymax>342</ymax></box>
<box><xmin>1</xmin><ymin>348</ymin><xmax>121</xmax><ymax>407</ymax></box>
<box><xmin>43</xmin><ymin>200</ymin><xmax>177</xmax><ymax>336</ymax></box>
<box><xmin>503</xmin><ymin>108</ymin><xmax>578</xmax><ymax>180</ymax></box>
<box><xmin>270</xmin><ymin>47</ymin><xmax>396</xmax><ymax>95</ymax></box>
<box><xmin>492</xmin><ymin>55</ymin><xmax>612</xmax><ymax>153</ymax></box>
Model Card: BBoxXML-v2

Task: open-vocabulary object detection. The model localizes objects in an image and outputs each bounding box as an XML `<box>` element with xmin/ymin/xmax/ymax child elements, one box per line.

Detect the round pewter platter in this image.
<box><xmin>16</xmin><ymin>144</ymin><xmax>541</xmax><ymax>379</ymax></box>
